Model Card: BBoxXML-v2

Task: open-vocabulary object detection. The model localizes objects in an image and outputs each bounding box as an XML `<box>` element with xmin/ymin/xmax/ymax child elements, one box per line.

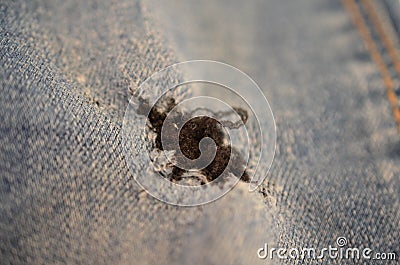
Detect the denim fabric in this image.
<box><xmin>385</xmin><ymin>0</ymin><xmax>400</xmax><ymax>34</ymax></box>
<box><xmin>152</xmin><ymin>1</ymin><xmax>400</xmax><ymax>264</ymax></box>
<box><xmin>1</xmin><ymin>0</ymin><xmax>399</xmax><ymax>264</ymax></box>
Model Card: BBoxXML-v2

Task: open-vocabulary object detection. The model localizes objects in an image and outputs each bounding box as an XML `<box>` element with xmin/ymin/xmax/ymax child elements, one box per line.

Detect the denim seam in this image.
<box><xmin>343</xmin><ymin>0</ymin><xmax>400</xmax><ymax>134</ymax></box>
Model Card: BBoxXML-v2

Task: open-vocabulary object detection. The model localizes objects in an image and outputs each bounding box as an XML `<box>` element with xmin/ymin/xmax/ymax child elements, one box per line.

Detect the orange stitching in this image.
<box><xmin>342</xmin><ymin>0</ymin><xmax>400</xmax><ymax>133</ymax></box>
<box><xmin>362</xmin><ymin>0</ymin><xmax>400</xmax><ymax>75</ymax></box>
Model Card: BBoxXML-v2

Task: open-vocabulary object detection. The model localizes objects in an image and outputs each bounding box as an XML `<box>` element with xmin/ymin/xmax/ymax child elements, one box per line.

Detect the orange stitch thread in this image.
<box><xmin>362</xmin><ymin>0</ymin><xmax>400</xmax><ymax>75</ymax></box>
<box><xmin>342</xmin><ymin>0</ymin><xmax>400</xmax><ymax>133</ymax></box>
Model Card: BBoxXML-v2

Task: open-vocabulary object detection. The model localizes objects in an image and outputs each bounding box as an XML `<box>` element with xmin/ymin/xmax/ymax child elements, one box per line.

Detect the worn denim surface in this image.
<box><xmin>1</xmin><ymin>0</ymin><xmax>399</xmax><ymax>264</ymax></box>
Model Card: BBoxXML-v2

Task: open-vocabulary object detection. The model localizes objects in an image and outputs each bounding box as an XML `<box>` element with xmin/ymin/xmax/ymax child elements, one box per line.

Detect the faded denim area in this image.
<box><xmin>1</xmin><ymin>0</ymin><xmax>399</xmax><ymax>264</ymax></box>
